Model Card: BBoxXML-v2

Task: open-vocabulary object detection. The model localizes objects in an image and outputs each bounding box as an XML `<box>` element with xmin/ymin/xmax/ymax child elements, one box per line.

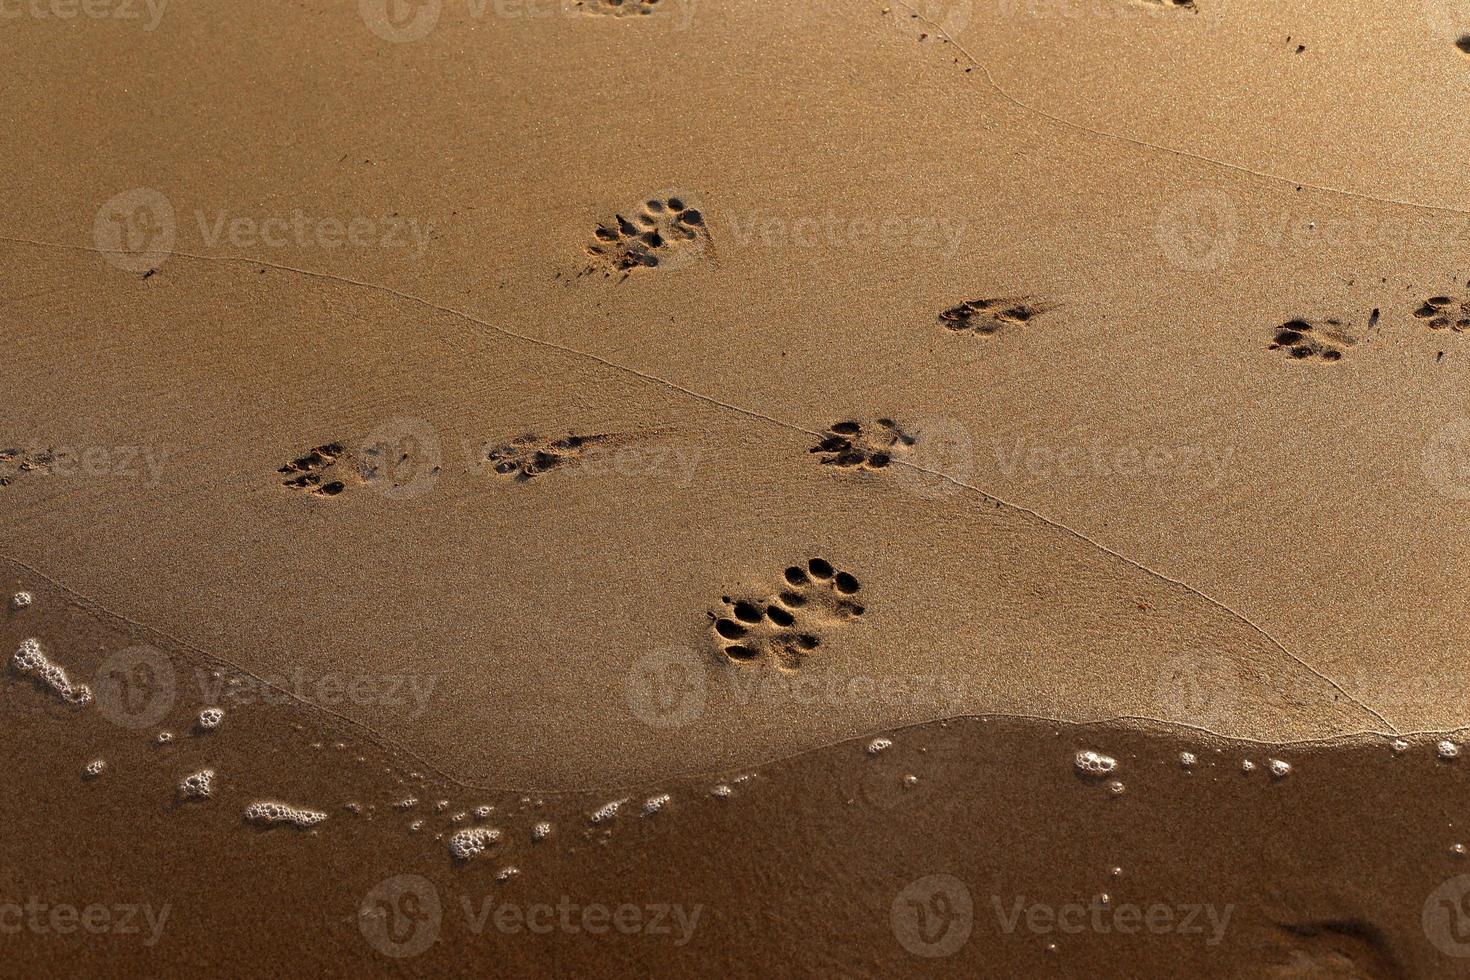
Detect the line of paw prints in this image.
<box><xmin>710</xmin><ymin>558</ymin><xmax>865</xmax><ymax>671</ymax></box>
<box><xmin>583</xmin><ymin>195</ymin><xmax>708</xmax><ymax>279</ymax></box>
<box><xmin>938</xmin><ymin>297</ymin><xmax>1053</xmax><ymax>336</ymax></box>
<box><xmin>1268</xmin><ymin>319</ymin><xmax>1355</xmax><ymax>362</ymax></box>
<box><xmin>1415</xmin><ymin>295</ymin><xmax>1470</xmax><ymax>334</ymax></box>
<box><xmin>810</xmin><ymin>419</ymin><xmax>916</xmax><ymax>471</ymax></box>
<box><xmin>0</xmin><ymin>448</ymin><xmax>57</xmax><ymax>489</ymax></box>
<box><xmin>486</xmin><ymin>434</ymin><xmax>609</xmax><ymax>483</ymax></box>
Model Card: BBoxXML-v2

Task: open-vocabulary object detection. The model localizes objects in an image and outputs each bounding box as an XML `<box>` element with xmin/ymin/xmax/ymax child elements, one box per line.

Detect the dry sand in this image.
<box><xmin>5</xmin><ymin>0</ymin><xmax>1470</xmax><ymax>974</ymax></box>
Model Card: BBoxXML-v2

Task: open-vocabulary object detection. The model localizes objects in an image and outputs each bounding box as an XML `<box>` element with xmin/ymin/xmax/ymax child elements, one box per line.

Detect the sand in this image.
<box><xmin>4</xmin><ymin>0</ymin><xmax>1470</xmax><ymax>974</ymax></box>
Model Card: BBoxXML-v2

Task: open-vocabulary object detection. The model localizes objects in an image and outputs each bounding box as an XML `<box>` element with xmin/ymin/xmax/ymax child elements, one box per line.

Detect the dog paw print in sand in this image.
<box><xmin>810</xmin><ymin>419</ymin><xmax>916</xmax><ymax>471</ymax></box>
<box><xmin>582</xmin><ymin>194</ymin><xmax>711</xmax><ymax>279</ymax></box>
<box><xmin>0</xmin><ymin>448</ymin><xmax>57</xmax><ymax>489</ymax></box>
<box><xmin>1415</xmin><ymin>294</ymin><xmax>1470</xmax><ymax>333</ymax></box>
<box><xmin>279</xmin><ymin>443</ymin><xmax>356</xmax><ymax>497</ymax></box>
<box><xmin>938</xmin><ymin>297</ymin><xmax>1055</xmax><ymax>337</ymax></box>
<box><xmin>484</xmin><ymin>433</ymin><xmax>611</xmax><ymax>483</ymax></box>
<box><xmin>575</xmin><ymin>0</ymin><xmax>663</xmax><ymax>16</ymax></box>
<box><xmin>709</xmin><ymin>559</ymin><xmax>866</xmax><ymax>671</ymax></box>
<box><xmin>1268</xmin><ymin>319</ymin><xmax>1356</xmax><ymax>362</ymax></box>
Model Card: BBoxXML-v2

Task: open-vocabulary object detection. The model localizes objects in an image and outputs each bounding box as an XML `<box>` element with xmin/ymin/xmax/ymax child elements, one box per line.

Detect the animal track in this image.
<box><xmin>485</xmin><ymin>433</ymin><xmax>611</xmax><ymax>483</ymax></box>
<box><xmin>1268</xmin><ymin>319</ymin><xmax>1355</xmax><ymax>362</ymax></box>
<box><xmin>709</xmin><ymin>558</ymin><xmax>866</xmax><ymax>670</ymax></box>
<box><xmin>0</xmin><ymin>448</ymin><xmax>56</xmax><ymax>489</ymax></box>
<box><xmin>583</xmin><ymin>194</ymin><xmax>710</xmax><ymax>279</ymax></box>
<box><xmin>1414</xmin><ymin>294</ymin><xmax>1470</xmax><ymax>333</ymax></box>
<box><xmin>278</xmin><ymin>443</ymin><xmax>355</xmax><ymax>497</ymax></box>
<box><xmin>575</xmin><ymin>0</ymin><xmax>664</xmax><ymax>16</ymax></box>
<box><xmin>939</xmin><ymin>297</ymin><xmax>1053</xmax><ymax>336</ymax></box>
<box><xmin>810</xmin><ymin>419</ymin><xmax>916</xmax><ymax>471</ymax></box>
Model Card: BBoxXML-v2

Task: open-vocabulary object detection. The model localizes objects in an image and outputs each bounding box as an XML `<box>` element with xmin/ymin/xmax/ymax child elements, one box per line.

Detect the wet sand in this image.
<box><xmin>4</xmin><ymin>0</ymin><xmax>1470</xmax><ymax>974</ymax></box>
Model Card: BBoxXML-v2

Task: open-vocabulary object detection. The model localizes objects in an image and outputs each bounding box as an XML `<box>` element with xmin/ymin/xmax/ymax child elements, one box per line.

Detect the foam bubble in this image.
<box><xmin>1453</xmin><ymin>843</ymin><xmax>1467</xmax><ymax>858</ymax></box>
<box><xmin>590</xmin><ymin>799</ymin><xmax>626</xmax><ymax>824</ymax></box>
<box><xmin>531</xmin><ymin>821</ymin><xmax>552</xmax><ymax>842</ymax></box>
<box><xmin>867</xmin><ymin>738</ymin><xmax>893</xmax><ymax>756</ymax></box>
<box><xmin>448</xmin><ymin>826</ymin><xmax>501</xmax><ymax>861</ymax></box>
<box><xmin>643</xmin><ymin>794</ymin><xmax>671</xmax><ymax>816</ymax></box>
<box><xmin>244</xmin><ymin>800</ymin><xmax>327</xmax><ymax>829</ymax></box>
<box><xmin>12</xmin><ymin>638</ymin><xmax>92</xmax><ymax>706</ymax></box>
<box><xmin>197</xmin><ymin>707</ymin><xmax>224</xmax><ymax>731</ymax></box>
<box><xmin>84</xmin><ymin>759</ymin><xmax>105</xmax><ymax>779</ymax></box>
<box><xmin>1075</xmin><ymin>750</ymin><xmax>1118</xmax><ymax>777</ymax></box>
<box><xmin>1438</xmin><ymin>740</ymin><xmax>1460</xmax><ymax>760</ymax></box>
<box><xmin>156</xmin><ymin>731</ymin><xmax>174</xmax><ymax>744</ymax></box>
<box><xmin>711</xmin><ymin>784</ymin><xmax>733</xmax><ymax>799</ymax></box>
<box><xmin>1107</xmin><ymin>780</ymin><xmax>1126</xmax><ymax>796</ymax></box>
<box><xmin>12</xmin><ymin>591</ymin><xmax>32</xmax><ymax>610</ymax></box>
<box><xmin>1179</xmin><ymin>752</ymin><xmax>1197</xmax><ymax>769</ymax></box>
<box><xmin>1268</xmin><ymin>759</ymin><xmax>1292</xmax><ymax>778</ymax></box>
<box><xmin>1241</xmin><ymin>760</ymin><xmax>1257</xmax><ymax>773</ymax></box>
<box><xmin>474</xmin><ymin>806</ymin><xmax>492</xmax><ymax>819</ymax></box>
<box><xmin>394</xmin><ymin>797</ymin><xmax>419</xmax><ymax>810</ymax></box>
<box><xmin>179</xmin><ymin>769</ymin><xmax>215</xmax><ymax>800</ymax></box>
<box><xmin>1392</xmin><ymin>739</ymin><xmax>1410</xmax><ymax>753</ymax></box>
<box><xmin>496</xmin><ymin>866</ymin><xmax>520</xmax><ymax>882</ymax></box>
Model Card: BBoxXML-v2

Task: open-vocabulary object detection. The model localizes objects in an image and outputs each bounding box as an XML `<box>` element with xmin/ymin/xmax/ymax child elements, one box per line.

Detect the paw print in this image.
<box><xmin>0</xmin><ymin>448</ymin><xmax>58</xmax><ymax>489</ymax></box>
<box><xmin>583</xmin><ymin>194</ymin><xmax>710</xmax><ymax>279</ymax></box>
<box><xmin>810</xmin><ymin>419</ymin><xmax>916</xmax><ymax>471</ymax></box>
<box><xmin>1268</xmin><ymin>319</ymin><xmax>1354</xmax><ymax>362</ymax></box>
<box><xmin>278</xmin><ymin>443</ymin><xmax>352</xmax><ymax>497</ymax></box>
<box><xmin>710</xmin><ymin>558</ymin><xmax>865</xmax><ymax>671</ymax></box>
<box><xmin>939</xmin><ymin>297</ymin><xmax>1053</xmax><ymax>336</ymax></box>
<box><xmin>485</xmin><ymin>434</ymin><xmax>609</xmax><ymax>483</ymax></box>
<box><xmin>1415</xmin><ymin>295</ymin><xmax>1470</xmax><ymax>333</ymax></box>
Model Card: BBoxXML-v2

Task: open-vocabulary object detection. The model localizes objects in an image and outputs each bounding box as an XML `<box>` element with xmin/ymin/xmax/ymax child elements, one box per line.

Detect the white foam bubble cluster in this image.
<box><xmin>1107</xmin><ymin>780</ymin><xmax>1125</xmax><ymax>796</ymax></box>
<box><xmin>711</xmin><ymin>784</ymin><xmax>733</xmax><ymax>799</ymax></box>
<box><xmin>1179</xmin><ymin>752</ymin><xmax>1197</xmax><ymax>768</ymax></box>
<box><xmin>244</xmin><ymin>800</ymin><xmax>327</xmax><ymax>828</ymax></box>
<box><xmin>1268</xmin><ymin>759</ymin><xmax>1292</xmax><ymax>778</ymax></box>
<box><xmin>12</xmin><ymin>638</ymin><xmax>91</xmax><ymax>705</ymax></box>
<box><xmin>496</xmin><ymin>866</ymin><xmax>519</xmax><ymax>882</ymax></box>
<box><xmin>1075</xmin><ymin>750</ymin><xmax>1118</xmax><ymax>777</ymax></box>
<box><xmin>1241</xmin><ymin>760</ymin><xmax>1257</xmax><ymax>773</ymax></box>
<box><xmin>448</xmin><ymin>826</ymin><xmax>501</xmax><ymax>860</ymax></box>
<box><xmin>1392</xmin><ymin>739</ymin><xmax>1409</xmax><ymax>753</ymax></box>
<box><xmin>531</xmin><ymin>821</ymin><xmax>552</xmax><ymax>842</ymax></box>
<box><xmin>394</xmin><ymin>797</ymin><xmax>419</xmax><ymax>810</ymax></box>
<box><xmin>474</xmin><ymin>806</ymin><xmax>492</xmax><ymax>819</ymax></box>
<box><xmin>197</xmin><ymin>707</ymin><xmax>224</xmax><ymax>731</ymax></box>
<box><xmin>84</xmin><ymin>759</ymin><xmax>105</xmax><ymax>778</ymax></box>
<box><xmin>12</xmin><ymin>591</ymin><xmax>33</xmax><ymax>609</ymax></box>
<box><xmin>1439</xmin><ymin>740</ymin><xmax>1460</xmax><ymax>760</ymax></box>
<box><xmin>180</xmin><ymin>769</ymin><xmax>215</xmax><ymax>800</ymax></box>
<box><xmin>867</xmin><ymin>738</ymin><xmax>893</xmax><ymax>756</ymax></box>
<box><xmin>156</xmin><ymin>731</ymin><xmax>174</xmax><ymax>744</ymax></box>
<box><xmin>643</xmin><ymin>794</ymin><xmax>671</xmax><ymax>816</ymax></box>
<box><xmin>590</xmin><ymin>799</ymin><xmax>626</xmax><ymax>824</ymax></box>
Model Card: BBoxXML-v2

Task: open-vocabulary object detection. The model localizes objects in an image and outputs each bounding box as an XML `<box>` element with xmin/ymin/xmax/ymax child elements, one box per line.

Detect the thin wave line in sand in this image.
<box><xmin>889</xmin><ymin>0</ymin><xmax>1470</xmax><ymax>219</ymax></box>
<box><xmin>0</xmin><ymin>235</ymin><xmax>1393</xmax><ymax>734</ymax></box>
